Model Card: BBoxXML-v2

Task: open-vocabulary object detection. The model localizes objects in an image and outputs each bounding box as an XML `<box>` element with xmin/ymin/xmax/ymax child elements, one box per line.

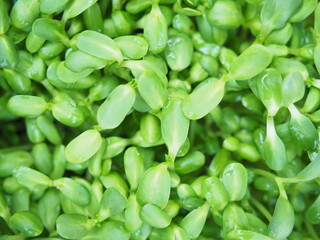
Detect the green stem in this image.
<box><xmin>281</xmin><ymin>177</ymin><xmax>306</xmax><ymax>184</ymax></box>
<box><xmin>251</xmin><ymin>168</ymin><xmax>278</xmax><ymax>180</ymax></box>
<box><xmin>275</xmin><ymin>177</ymin><xmax>287</xmax><ymax>199</ymax></box>
<box><xmin>41</xmin><ymin>79</ymin><xmax>58</xmax><ymax>96</ymax></box>
<box><xmin>305</xmin><ymin>221</ymin><xmax>320</xmax><ymax>240</ymax></box>
<box><xmin>249</xmin><ymin>197</ymin><xmax>272</xmax><ymax>222</ymax></box>
<box><xmin>252</xmin><ymin>168</ymin><xmax>287</xmax><ymax>198</ymax></box>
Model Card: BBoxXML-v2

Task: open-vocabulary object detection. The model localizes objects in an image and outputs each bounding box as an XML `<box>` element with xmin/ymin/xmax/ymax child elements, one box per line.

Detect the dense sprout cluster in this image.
<box><xmin>1</xmin><ymin>0</ymin><xmax>320</xmax><ymax>239</ymax></box>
